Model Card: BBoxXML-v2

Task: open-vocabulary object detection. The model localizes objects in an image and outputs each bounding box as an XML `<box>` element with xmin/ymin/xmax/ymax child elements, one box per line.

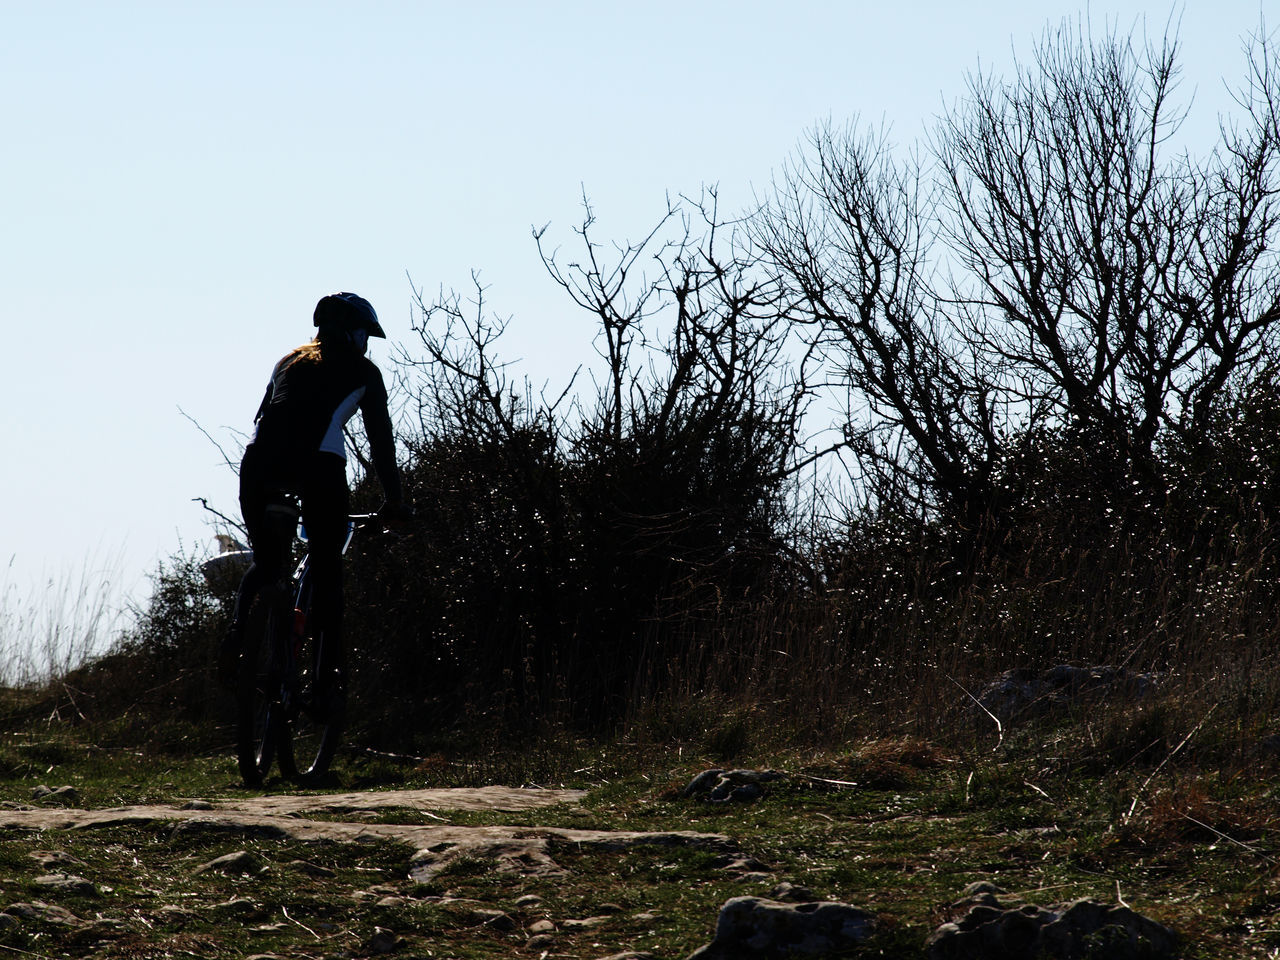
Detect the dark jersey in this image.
<box><xmin>246</xmin><ymin>345</ymin><xmax>402</xmax><ymax>502</ymax></box>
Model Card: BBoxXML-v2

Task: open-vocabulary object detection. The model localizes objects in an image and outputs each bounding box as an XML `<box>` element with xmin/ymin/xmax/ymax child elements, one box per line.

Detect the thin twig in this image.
<box><xmin>1180</xmin><ymin>813</ymin><xmax>1272</xmax><ymax>862</ymax></box>
<box><xmin>1024</xmin><ymin>780</ymin><xmax>1051</xmax><ymax>801</ymax></box>
<box><xmin>192</xmin><ymin>497</ymin><xmax>248</xmax><ymax>538</ymax></box>
<box><xmin>282</xmin><ymin>905</ymin><xmax>321</xmax><ymax>940</ymax></box>
<box><xmin>354</xmin><ymin>746</ymin><xmax>429</xmax><ymax>764</ymax></box>
<box><xmin>794</xmin><ymin>773</ymin><xmax>860</xmax><ymax>789</ymax></box>
<box><xmin>177</xmin><ymin>405</ymin><xmax>244</xmax><ymax>473</ymax></box>
<box><xmin>948</xmin><ymin>675</ymin><xmax>1004</xmax><ymax>750</ymax></box>
<box><xmin>59</xmin><ymin>682</ymin><xmax>87</xmax><ymax>722</ymax></box>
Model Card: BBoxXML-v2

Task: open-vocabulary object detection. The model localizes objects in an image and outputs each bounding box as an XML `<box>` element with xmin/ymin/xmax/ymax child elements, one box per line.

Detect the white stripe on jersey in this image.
<box><xmin>318</xmin><ymin>385</ymin><xmax>368</xmax><ymax>458</ymax></box>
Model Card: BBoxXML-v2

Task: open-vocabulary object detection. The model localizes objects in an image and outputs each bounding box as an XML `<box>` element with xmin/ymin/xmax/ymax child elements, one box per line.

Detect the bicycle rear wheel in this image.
<box><xmin>234</xmin><ymin>601</ymin><xmax>286</xmax><ymax>787</ymax></box>
<box><xmin>276</xmin><ymin>634</ymin><xmax>345</xmax><ymax>785</ymax></box>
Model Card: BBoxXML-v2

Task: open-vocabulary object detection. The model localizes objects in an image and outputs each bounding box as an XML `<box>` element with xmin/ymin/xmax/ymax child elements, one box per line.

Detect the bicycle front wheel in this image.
<box><xmin>234</xmin><ymin>602</ymin><xmax>285</xmax><ymax>787</ymax></box>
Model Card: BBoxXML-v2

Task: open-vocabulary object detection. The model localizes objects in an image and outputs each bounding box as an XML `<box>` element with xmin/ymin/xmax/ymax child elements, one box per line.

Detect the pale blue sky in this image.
<box><xmin>0</xmin><ymin>1</ymin><xmax>1268</xmax><ymax>616</ymax></box>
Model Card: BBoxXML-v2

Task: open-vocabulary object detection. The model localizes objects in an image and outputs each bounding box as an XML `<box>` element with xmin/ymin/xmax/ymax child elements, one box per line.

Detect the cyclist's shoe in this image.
<box><xmin>317</xmin><ymin>686</ymin><xmax>347</xmax><ymax>723</ymax></box>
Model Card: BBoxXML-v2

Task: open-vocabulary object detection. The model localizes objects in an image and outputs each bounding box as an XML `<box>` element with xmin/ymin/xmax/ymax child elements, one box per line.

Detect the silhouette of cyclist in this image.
<box><xmin>218</xmin><ymin>292</ymin><xmax>409</xmax><ymax>709</ymax></box>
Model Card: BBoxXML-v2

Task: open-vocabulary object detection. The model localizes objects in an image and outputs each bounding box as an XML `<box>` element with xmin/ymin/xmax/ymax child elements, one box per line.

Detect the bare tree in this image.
<box><xmin>940</xmin><ymin>20</ymin><xmax>1280</xmax><ymax>460</ymax></box>
<box><xmin>535</xmin><ymin>189</ymin><xmax>813</xmax><ymax>498</ymax></box>
<box><xmin>758</xmin><ymin>18</ymin><xmax>1280</xmax><ymax>527</ymax></box>
<box><xmin>753</xmin><ymin>122</ymin><xmax>1005</xmax><ymax>526</ymax></box>
<box><xmin>397</xmin><ymin>273</ymin><xmax>563</xmax><ymax>446</ymax></box>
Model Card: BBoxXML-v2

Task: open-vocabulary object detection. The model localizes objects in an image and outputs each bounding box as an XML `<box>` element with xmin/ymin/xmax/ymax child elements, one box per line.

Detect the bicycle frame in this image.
<box><xmin>280</xmin><ymin>511</ymin><xmax>375</xmax><ymax>711</ymax></box>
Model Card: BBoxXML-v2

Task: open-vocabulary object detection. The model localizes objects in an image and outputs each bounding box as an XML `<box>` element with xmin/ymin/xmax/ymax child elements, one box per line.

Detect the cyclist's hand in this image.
<box><xmin>377</xmin><ymin>500</ymin><xmax>415</xmax><ymax>530</ymax></box>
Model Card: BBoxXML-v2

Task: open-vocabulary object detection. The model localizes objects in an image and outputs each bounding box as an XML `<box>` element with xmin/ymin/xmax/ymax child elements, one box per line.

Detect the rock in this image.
<box><xmin>34</xmin><ymin>873</ymin><xmax>96</xmax><ymax>896</ymax></box>
<box><xmin>71</xmin><ymin>916</ymin><xmax>127</xmax><ymax>946</ymax></box>
<box><xmin>682</xmin><ymin>768</ymin><xmax>727</xmax><ymax>798</ymax></box>
<box><xmin>528</xmin><ymin>919</ymin><xmax>557</xmax><ymax>934</ymax></box>
<box><xmin>563</xmin><ymin>915</ymin><xmax>611</xmax><ymax>929</ymax></box>
<box><xmin>684</xmin><ymin>769</ymin><xmax>784</xmax><ymax>803</ymax></box>
<box><xmin>975</xmin><ymin>664</ymin><xmax>1158</xmax><ymax>722</ymax></box>
<box><xmin>30</xmin><ymin>785</ymin><xmax>78</xmax><ymax>805</ymax></box>
<box><xmin>526</xmin><ymin>933</ymin><xmax>557</xmax><ymax>950</ymax></box>
<box><xmin>715</xmin><ymin>855</ymin><xmax>773</xmax><ymax>877</ymax></box>
<box><xmin>3</xmin><ymin>901</ymin><xmax>82</xmax><ymax>925</ymax></box>
<box><xmin>193</xmin><ymin>850</ymin><xmax>260</xmax><ymax>875</ymax></box>
<box><xmin>925</xmin><ymin>892</ymin><xmax>1179</xmax><ymax>959</ymax></box>
<box><xmin>1045</xmin><ymin>899</ymin><xmax>1179</xmax><ymax>959</ymax></box>
<box><xmin>688</xmin><ymin>895</ymin><xmax>876</xmax><ymax>958</ymax></box>
<box><xmin>515</xmin><ymin>893</ymin><xmax>544</xmax><ymax>908</ymax></box>
<box><xmin>959</xmin><ymin>880</ymin><xmax>1004</xmax><ymax>898</ymax></box>
<box><xmin>769</xmin><ymin>882</ymin><xmax>818</xmax><ymax>902</ymax></box>
<box><xmin>30</xmin><ymin>851</ymin><xmax>84</xmax><ymax>870</ymax></box>
<box><xmin>179</xmin><ymin>800</ymin><xmax>215</xmax><ymax>811</ymax></box>
<box><xmin>408</xmin><ymin>837</ymin><xmax>567</xmax><ymax>882</ymax></box>
<box><xmin>713</xmin><ymin>781</ymin><xmax>761</xmax><ymax>803</ymax></box>
<box><xmin>364</xmin><ymin>927</ymin><xmax>402</xmax><ymax>955</ymax></box>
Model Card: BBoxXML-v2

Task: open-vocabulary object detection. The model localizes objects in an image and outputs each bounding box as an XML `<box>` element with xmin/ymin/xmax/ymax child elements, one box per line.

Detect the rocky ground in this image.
<box><xmin>0</xmin><ymin>783</ymin><xmax>743</xmax><ymax>958</ymax></box>
<box><xmin>0</xmin><ymin>768</ymin><xmax>1197</xmax><ymax>959</ymax></box>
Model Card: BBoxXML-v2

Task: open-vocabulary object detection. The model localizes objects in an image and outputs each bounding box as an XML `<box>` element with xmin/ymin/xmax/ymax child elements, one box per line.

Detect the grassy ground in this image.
<box><xmin>0</xmin><ymin>714</ymin><xmax>1275</xmax><ymax>960</ymax></box>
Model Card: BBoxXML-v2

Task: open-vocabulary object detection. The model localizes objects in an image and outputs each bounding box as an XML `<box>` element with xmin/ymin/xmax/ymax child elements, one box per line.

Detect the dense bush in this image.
<box><xmin>344</xmin><ymin>202</ymin><xmax>802</xmax><ymax>740</ymax></box>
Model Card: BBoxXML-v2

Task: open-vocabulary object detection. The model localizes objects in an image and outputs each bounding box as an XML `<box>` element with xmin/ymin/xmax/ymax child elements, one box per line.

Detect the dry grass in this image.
<box><xmin>614</xmin><ymin>502</ymin><xmax>1280</xmax><ymax>784</ymax></box>
<box><xmin>0</xmin><ymin>552</ymin><xmax>129</xmax><ymax>688</ymax></box>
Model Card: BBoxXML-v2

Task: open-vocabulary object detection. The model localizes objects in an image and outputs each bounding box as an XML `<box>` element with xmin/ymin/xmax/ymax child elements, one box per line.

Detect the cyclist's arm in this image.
<box><xmin>359</xmin><ymin>365</ymin><xmax>404</xmax><ymax>505</ymax></box>
<box><xmin>253</xmin><ymin>355</ymin><xmax>290</xmax><ymax>424</ymax></box>
<box><xmin>252</xmin><ymin>379</ymin><xmax>274</xmax><ymax>424</ymax></box>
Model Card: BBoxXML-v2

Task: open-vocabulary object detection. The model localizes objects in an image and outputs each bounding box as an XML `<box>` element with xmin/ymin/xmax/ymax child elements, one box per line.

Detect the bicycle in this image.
<box><xmin>235</xmin><ymin>501</ymin><xmax>375</xmax><ymax>787</ymax></box>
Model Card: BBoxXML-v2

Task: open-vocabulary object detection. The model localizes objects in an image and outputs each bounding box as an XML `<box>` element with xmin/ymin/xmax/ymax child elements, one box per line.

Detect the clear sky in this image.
<box><xmin>0</xmin><ymin>1</ymin><xmax>1269</xmax><ymax>627</ymax></box>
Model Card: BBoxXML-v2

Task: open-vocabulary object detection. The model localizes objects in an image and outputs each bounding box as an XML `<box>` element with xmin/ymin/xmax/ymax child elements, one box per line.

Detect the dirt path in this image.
<box><xmin>0</xmin><ymin>786</ymin><xmax>734</xmax><ymax>881</ymax></box>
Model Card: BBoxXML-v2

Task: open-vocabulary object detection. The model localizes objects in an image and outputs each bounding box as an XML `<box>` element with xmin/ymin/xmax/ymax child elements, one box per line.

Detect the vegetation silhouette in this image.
<box><xmin>48</xmin><ymin>19</ymin><xmax>1280</xmax><ymax>769</ymax></box>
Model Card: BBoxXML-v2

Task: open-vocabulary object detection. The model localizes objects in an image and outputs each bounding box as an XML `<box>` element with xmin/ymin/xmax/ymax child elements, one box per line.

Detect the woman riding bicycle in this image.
<box><xmin>219</xmin><ymin>292</ymin><xmax>407</xmax><ymax>713</ymax></box>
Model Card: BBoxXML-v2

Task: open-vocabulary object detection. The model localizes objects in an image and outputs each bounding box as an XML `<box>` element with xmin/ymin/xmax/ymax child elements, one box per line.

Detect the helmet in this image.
<box><xmin>313</xmin><ymin>292</ymin><xmax>386</xmax><ymax>338</ymax></box>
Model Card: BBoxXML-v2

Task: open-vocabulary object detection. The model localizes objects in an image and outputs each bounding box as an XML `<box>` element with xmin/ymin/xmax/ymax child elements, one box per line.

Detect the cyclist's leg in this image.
<box><xmin>220</xmin><ymin>448</ymin><xmax>291</xmax><ymax>685</ymax></box>
<box><xmin>299</xmin><ymin>453</ymin><xmax>350</xmax><ymax>710</ymax></box>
